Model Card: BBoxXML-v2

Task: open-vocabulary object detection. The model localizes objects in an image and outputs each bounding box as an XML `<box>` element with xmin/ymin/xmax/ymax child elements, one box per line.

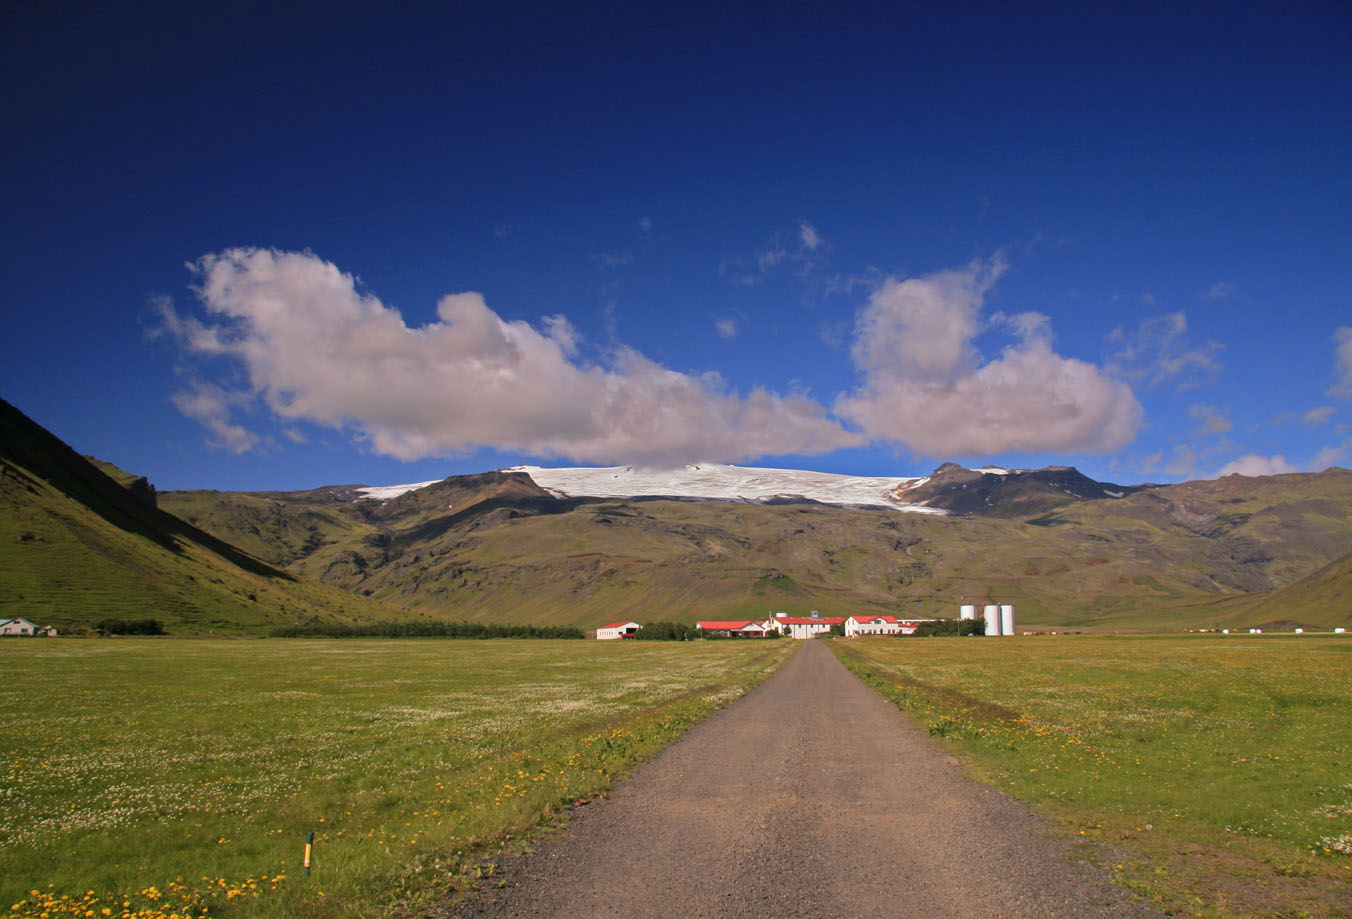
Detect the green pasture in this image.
<box><xmin>0</xmin><ymin>638</ymin><xmax>793</xmax><ymax>919</ymax></box>
<box><xmin>832</xmin><ymin>634</ymin><xmax>1352</xmax><ymax>918</ymax></box>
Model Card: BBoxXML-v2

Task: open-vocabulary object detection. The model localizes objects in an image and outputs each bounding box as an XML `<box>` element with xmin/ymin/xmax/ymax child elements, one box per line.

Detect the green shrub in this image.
<box><xmin>633</xmin><ymin>621</ymin><xmax>700</xmax><ymax>641</ymax></box>
<box><xmin>270</xmin><ymin>620</ymin><xmax>583</xmax><ymax>639</ymax></box>
<box><xmin>95</xmin><ymin>617</ymin><xmax>165</xmax><ymax>635</ymax></box>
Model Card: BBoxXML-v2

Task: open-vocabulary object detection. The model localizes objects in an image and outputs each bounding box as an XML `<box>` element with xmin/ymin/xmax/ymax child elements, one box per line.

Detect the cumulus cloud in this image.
<box><xmin>1214</xmin><ymin>454</ymin><xmax>1298</xmax><ymax>478</ymax></box>
<box><xmin>1107</xmin><ymin>312</ymin><xmax>1223</xmax><ymax>387</ymax></box>
<box><xmin>164</xmin><ymin>248</ymin><xmax>859</xmax><ymax>465</ymax></box>
<box><xmin>834</xmin><ymin>255</ymin><xmax>1143</xmax><ymax>456</ymax></box>
<box><xmin>1331</xmin><ymin>326</ymin><xmax>1352</xmax><ymax>399</ymax></box>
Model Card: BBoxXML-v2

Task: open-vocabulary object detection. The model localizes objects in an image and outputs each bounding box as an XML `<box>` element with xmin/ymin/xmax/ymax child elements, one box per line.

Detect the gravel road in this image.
<box><xmin>447</xmin><ymin>639</ymin><xmax>1163</xmax><ymax>918</ymax></box>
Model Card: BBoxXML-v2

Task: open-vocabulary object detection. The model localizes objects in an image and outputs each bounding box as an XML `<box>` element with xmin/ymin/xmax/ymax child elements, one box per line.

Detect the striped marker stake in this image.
<box><xmin>304</xmin><ymin>831</ymin><xmax>315</xmax><ymax>876</ymax></box>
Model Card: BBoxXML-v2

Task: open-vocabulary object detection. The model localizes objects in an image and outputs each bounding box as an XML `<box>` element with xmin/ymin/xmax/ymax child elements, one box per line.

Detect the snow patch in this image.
<box><xmin>504</xmin><ymin>464</ymin><xmax>946</xmax><ymax>514</ymax></box>
<box><xmin>354</xmin><ymin>480</ymin><xmax>441</xmax><ymax>501</ymax></box>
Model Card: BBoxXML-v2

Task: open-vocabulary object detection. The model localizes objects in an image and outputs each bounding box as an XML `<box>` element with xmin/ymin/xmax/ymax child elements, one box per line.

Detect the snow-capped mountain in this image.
<box><xmin>350</xmin><ymin>461</ymin><xmax>1146</xmax><ymax>518</ymax></box>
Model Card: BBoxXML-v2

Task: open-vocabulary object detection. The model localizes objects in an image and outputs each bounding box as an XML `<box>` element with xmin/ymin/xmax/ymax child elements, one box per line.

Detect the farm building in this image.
<box><xmin>696</xmin><ymin>620</ymin><xmax>769</xmax><ymax>638</ymax></box>
<box><xmin>844</xmin><ymin>615</ymin><xmax>937</xmax><ymax>636</ymax></box>
<box><xmin>844</xmin><ymin>615</ymin><xmax>903</xmax><ymax>636</ymax></box>
<box><xmin>0</xmin><ymin>618</ymin><xmax>55</xmax><ymax>637</ymax></box>
<box><xmin>764</xmin><ymin>612</ymin><xmax>847</xmax><ymax>639</ymax></box>
<box><xmin>596</xmin><ymin>621</ymin><xmax>642</xmax><ymax>640</ymax></box>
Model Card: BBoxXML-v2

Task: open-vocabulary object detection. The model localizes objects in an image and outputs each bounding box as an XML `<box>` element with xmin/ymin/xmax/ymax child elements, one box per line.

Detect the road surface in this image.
<box><xmin>447</xmin><ymin>639</ymin><xmax>1161</xmax><ymax>918</ymax></box>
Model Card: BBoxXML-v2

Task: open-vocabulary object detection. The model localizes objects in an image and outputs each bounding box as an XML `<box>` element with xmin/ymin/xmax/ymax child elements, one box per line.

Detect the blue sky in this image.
<box><xmin>3</xmin><ymin>1</ymin><xmax>1349</xmax><ymax>492</ymax></box>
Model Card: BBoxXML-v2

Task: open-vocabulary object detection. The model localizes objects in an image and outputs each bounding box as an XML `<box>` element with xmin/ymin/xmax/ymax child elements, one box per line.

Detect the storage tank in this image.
<box><xmin>959</xmin><ymin>604</ymin><xmax>976</xmax><ymax>620</ymax></box>
<box><xmin>983</xmin><ymin>605</ymin><xmax>1000</xmax><ymax>636</ymax></box>
<box><xmin>1000</xmin><ymin>604</ymin><xmax>1016</xmax><ymax>636</ymax></box>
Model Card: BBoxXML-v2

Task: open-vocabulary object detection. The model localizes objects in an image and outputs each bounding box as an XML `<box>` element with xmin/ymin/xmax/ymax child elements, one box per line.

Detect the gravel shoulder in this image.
<box><xmin>445</xmin><ymin>639</ymin><xmax>1163</xmax><ymax>919</ymax></box>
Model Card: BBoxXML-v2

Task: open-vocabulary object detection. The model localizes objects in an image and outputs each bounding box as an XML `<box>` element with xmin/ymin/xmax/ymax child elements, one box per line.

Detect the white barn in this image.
<box><xmin>596</xmin><ymin>621</ymin><xmax>642</xmax><ymax>640</ymax></box>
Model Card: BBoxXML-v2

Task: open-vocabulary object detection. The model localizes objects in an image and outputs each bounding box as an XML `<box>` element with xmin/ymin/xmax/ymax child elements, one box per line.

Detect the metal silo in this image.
<box><xmin>983</xmin><ymin>604</ymin><xmax>1000</xmax><ymax>636</ymax></box>
<box><xmin>959</xmin><ymin>604</ymin><xmax>976</xmax><ymax>620</ymax></box>
<box><xmin>1000</xmin><ymin>604</ymin><xmax>1015</xmax><ymax>636</ymax></box>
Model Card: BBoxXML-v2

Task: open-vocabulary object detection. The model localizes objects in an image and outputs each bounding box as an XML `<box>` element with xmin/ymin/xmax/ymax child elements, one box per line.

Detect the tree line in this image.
<box><xmin>271</xmin><ymin>621</ymin><xmax>584</xmax><ymax>639</ymax></box>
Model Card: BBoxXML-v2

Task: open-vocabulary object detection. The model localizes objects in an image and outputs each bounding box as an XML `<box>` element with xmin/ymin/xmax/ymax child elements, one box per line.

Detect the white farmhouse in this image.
<box><xmin>596</xmin><ymin>621</ymin><xmax>642</xmax><ymax>640</ymax></box>
<box><xmin>765</xmin><ymin>612</ymin><xmax>848</xmax><ymax>639</ymax></box>
<box><xmin>0</xmin><ymin>618</ymin><xmax>38</xmax><ymax>636</ymax></box>
<box><xmin>845</xmin><ymin>615</ymin><xmax>937</xmax><ymax>636</ymax></box>
<box><xmin>845</xmin><ymin>615</ymin><xmax>903</xmax><ymax>636</ymax></box>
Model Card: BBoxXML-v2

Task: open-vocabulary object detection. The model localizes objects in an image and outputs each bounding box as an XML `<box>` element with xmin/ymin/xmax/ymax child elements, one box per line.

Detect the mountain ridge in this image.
<box><xmin>0</xmin><ymin>397</ymin><xmax>407</xmax><ymax>633</ymax></box>
<box><xmin>5</xmin><ymin>394</ymin><xmax>1348</xmax><ymax>634</ymax></box>
<box><xmin>159</xmin><ymin>461</ymin><xmax>1352</xmax><ymax>632</ymax></box>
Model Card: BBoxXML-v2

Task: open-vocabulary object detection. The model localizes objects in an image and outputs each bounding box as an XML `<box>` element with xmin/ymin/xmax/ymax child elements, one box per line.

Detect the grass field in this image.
<box><xmin>0</xmin><ymin>638</ymin><xmax>793</xmax><ymax>919</ymax></box>
<box><xmin>831</xmin><ymin>635</ymin><xmax>1352</xmax><ymax>918</ymax></box>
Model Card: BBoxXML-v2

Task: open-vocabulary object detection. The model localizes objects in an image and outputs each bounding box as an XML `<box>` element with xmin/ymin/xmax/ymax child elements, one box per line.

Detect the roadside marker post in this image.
<box><xmin>304</xmin><ymin>831</ymin><xmax>314</xmax><ymax>875</ymax></box>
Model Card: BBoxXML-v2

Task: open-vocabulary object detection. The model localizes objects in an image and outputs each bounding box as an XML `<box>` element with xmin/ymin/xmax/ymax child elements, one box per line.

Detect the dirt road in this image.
<box><xmin>447</xmin><ymin>639</ymin><xmax>1161</xmax><ymax>918</ymax></box>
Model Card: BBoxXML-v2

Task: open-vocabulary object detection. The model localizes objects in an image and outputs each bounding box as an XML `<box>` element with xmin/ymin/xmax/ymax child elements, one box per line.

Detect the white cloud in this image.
<box><xmin>170</xmin><ymin>383</ymin><xmax>260</xmax><ymax>454</ymax></box>
<box><xmin>1200</xmin><ymin>281</ymin><xmax>1235</xmax><ymax>302</ymax></box>
<box><xmin>1213</xmin><ymin>454</ymin><xmax>1298</xmax><ymax>478</ymax></box>
<box><xmin>734</xmin><ymin>220</ymin><xmax>829</xmax><ymax>285</ymax></box>
<box><xmin>1331</xmin><ymin>326</ymin><xmax>1352</xmax><ymax>399</ymax></box>
<box><xmin>1107</xmin><ymin>312</ymin><xmax>1223</xmax><ymax>387</ymax></box>
<box><xmin>756</xmin><ymin>248</ymin><xmax>788</xmax><ymax>272</ymax></box>
<box><xmin>714</xmin><ymin>317</ymin><xmax>739</xmax><ymax>339</ymax></box>
<box><xmin>166</xmin><ymin>248</ymin><xmax>859</xmax><ymax>465</ymax></box>
<box><xmin>636</xmin><ymin>216</ymin><xmax>652</xmax><ymax>233</ymax></box>
<box><xmin>1303</xmin><ymin>405</ymin><xmax>1336</xmax><ymax>426</ymax></box>
<box><xmin>799</xmin><ymin>221</ymin><xmax>825</xmax><ymax>251</ymax></box>
<box><xmin>592</xmin><ymin>251</ymin><xmax>633</xmax><ymax>269</ymax></box>
<box><xmin>835</xmin><ymin>255</ymin><xmax>1143</xmax><ymax>456</ymax></box>
<box><xmin>1165</xmin><ymin>445</ymin><xmax>1199</xmax><ymax>479</ymax></box>
<box><xmin>1311</xmin><ymin>438</ymin><xmax>1351</xmax><ymax>471</ymax></box>
<box><xmin>1189</xmin><ymin>403</ymin><xmax>1233</xmax><ymax>434</ymax></box>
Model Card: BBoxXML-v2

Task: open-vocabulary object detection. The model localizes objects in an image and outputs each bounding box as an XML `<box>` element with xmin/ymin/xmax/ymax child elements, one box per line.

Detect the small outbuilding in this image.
<box><xmin>596</xmin><ymin>621</ymin><xmax>642</xmax><ymax>640</ymax></box>
<box><xmin>696</xmin><ymin>620</ymin><xmax>769</xmax><ymax>638</ymax></box>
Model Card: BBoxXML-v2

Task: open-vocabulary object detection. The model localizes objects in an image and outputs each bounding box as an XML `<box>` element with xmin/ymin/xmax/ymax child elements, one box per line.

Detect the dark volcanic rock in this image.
<box><xmin>892</xmin><ymin>463</ymin><xmax>1148</xmax><ymax>518</ymax></box>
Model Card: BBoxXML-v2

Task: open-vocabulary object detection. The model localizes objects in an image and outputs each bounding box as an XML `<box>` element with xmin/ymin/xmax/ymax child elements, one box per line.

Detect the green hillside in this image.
<box><xmin>1218</xmin><ymin>549</ymin><xmax>1352</xmax><ymax>628</ymax></box>
<box><xmin>0</xmin><ymin>398</ymin><xmax>404</xmax><ymax>634</ymax></box>
<box><xmin>161</xmin><ymin>466</ymin><xmax>1352</xmax><ymax>632</ymax></box>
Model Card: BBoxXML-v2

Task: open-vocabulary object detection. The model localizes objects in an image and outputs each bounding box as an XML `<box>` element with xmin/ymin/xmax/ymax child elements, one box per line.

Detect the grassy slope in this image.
<box><xmin>0</xmin><ymin>399</ymin><xmax>403</xmax><ymax>634</ymax></box>
<box><xmin>162</xmin><ymin>468</ymin><xmax>1352</xmax><ymax>632</ymax></box>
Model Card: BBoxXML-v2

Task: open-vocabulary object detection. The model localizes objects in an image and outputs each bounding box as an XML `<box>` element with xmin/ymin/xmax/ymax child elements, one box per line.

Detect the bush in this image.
<box><xmin>910</xmin><ymin>618</ymin><xmax>986</xmax><ymax>637</ymax></box>
<box><xmin>271</xmin><ymin>621</ymin><xmax>584</xmax><ymax>639</ymax></box>
<box><xmin>633</xmin><ymin>621</ymin><xmax>700</xmax><ymax>641</ymax></box>
<box><xmin>96</xmin><ymin>618</ymin><xmax>166</xmax><ymax>635</ymax></box>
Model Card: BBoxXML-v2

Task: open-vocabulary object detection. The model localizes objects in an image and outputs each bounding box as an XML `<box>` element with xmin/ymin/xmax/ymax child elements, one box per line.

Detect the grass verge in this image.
<box><xmin>830</xmin><ymin>635</ymin><xmax>1352</xmax><ymax>919</ymax></box>
<box><xmin>1</xmin><ymin>638</ymin><xmax>794</xmax><ymax>918</ymax></box>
